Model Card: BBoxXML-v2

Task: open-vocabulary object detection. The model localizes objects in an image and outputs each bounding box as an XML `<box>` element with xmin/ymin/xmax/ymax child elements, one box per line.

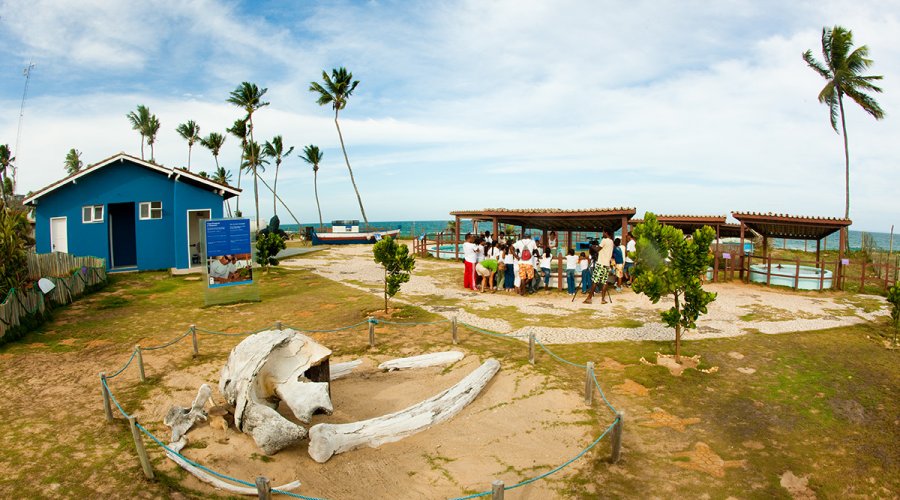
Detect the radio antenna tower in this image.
<box><xmin>14</xmin><ymin>61</ymin><xmax>36</xmax><ymax>193</ymax></box>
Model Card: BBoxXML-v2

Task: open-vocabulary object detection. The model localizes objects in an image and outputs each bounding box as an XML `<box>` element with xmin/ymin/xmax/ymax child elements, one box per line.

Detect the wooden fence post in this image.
<box><xmin>584</xmin><ymin>362</ymin><xmax>594</xmax><ymax>405</ymax></box>
<box><xmin>368</xmin><ymin>319</ymin><xmax>376</xmax><ymax>348</ymax></box>
<box><xmin>135</xmin><ymin>346</ymin><xmax>146</xmax><ymax>382</ymax></box>
<box><xmin>100</xmin><ymin>373</ymin><xmax>113</xmax><ymax>423</ymax></box>
<box><xmin>128</xmin><ymin>416</ymin><xmax>155</xmax><ymax>480</ymax></box>
<box><xmin>451</xmin><ymin>316</ymin><xmax>458</xmax><ymax>345</ymax></box>
<box><xmin>610</xmin><ymin>413</ymin><xmax>623</xmax><ymax>463</ymax></box>
<box><xmin>275</xmin><ymin>320</ymin><xmax>283</xmax><ymax>330</ymax></box>
<box><xmin>528</xmin><ymin>333</ymin><xmax>535</xmax><ymax>365</ymax></box>
<box><xmin>190</xmin><ymin>324</ymin><xmax>198</xmax><ymax>357</ymax></box>
<box><xmin>491</xmin><ymin>480</ymin><xmax>504</xmax><ymax>500</ymax></box>
<box><xmin>255</xmin><ymin>476</ymin><xmax>272</xmax><ymax>500</ymax></box>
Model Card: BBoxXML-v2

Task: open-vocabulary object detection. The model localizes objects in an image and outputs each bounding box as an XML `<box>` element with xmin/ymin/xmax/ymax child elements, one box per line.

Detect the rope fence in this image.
<box><xmin>99</xmin><ymin>317</ymin><xmax>623</xmax><ymax>499</ymax></box>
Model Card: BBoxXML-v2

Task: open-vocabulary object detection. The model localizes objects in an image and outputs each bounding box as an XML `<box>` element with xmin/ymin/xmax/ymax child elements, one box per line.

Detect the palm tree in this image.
<box><xmin>126</xmin><ymin>105</ymin><xmax>151</xmax><ymax>159</ymax></box>
<box><xmin>227</xmin><ymin>82</ymin><xmax>269</xmax><ymax>144</ymax></box>
<box><xmin>309</xmin><ymin>67</ymin><xmax>368</xmax><ymax>225</ymax></box>
<box><xmin>803</xmin><ymin>26</ymin><xmax>884</xmax><ymax>220</ymax></box>
<box><xmin>0</xmin><ymin>144</ymin><xmax>13</xmax><ymax>202</ymax></box>
<box><xmin>146</xmin><ymin>114</ymin><xmax>161</xmax><ymax>163</ymax></box>
<box><xmin>176</xmin><ymin>120</ymin><xmax>201</xmax><ymax>170</ymax></box>
<box><xmin>300</xmin><ymin>145</ymin><xmax>325</xmax><ymax>227</ymax></box>
<box><xmin>242</xmin><ymin>140</ymin><xmax>269</xmax><ymax>230</ymax></box>
<box><xmin>212</xmin><ymin>166</ymin><xmax>234</xmax><ymax>216</ymax></box>
<box><xmin>226</xmin><ymin>119</ymin><xmax>248</xmax><ymax>216</ymax></box>
<box><xmin>64</xmin><ymin>148</ymin><xmax>83</xmax><ymax>175</ymax></box>
<box><xmin>199</xmin><ymin>132</ymin><xmax>226</xmax><ymax>170</ymax></box>
<box><xmin>263</xmin><ymin>136</ymin><xmax>294</xmax><ymax>216</ymax></box>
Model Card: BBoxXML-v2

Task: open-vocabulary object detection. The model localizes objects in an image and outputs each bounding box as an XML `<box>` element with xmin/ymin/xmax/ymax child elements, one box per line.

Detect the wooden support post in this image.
<box><xmin>584</xmin><ymin>362</ymin><xmax>594</xmax><ymax>406</ymax></box>
<box><xmin>739</xmin><ymin>222</ymin><xmax>746</xmax><ymax>281</ymax></box>
<box><xmin>528</xmin><ymin>333</ymin><xmax>536</xmax><ymax>365</ymax></box>
<box><xmin>714</xmin><ymin>224</ymin><xmax>721</xmax><ymax>282</ymax></box>
<box><xmin>451</xmin><ymin>316</ymin><xmax>458</xmax><ymax>345</ymax></box>
<box><xmin>135</xmin><ymin>345</ymin><xmax>146</xmax><ymax>382</ymax></box>
<box><xmin>275</xmin><ymin>320</ymin><xmax>283</xmax><ymax>330</ymax></box>
<box><xmin>491</xmin><ymin>480</ymin><xmax>504</xmax><ymax>500</ymax></box>
<box><xmin>190</xmin><ymin>324</ymin><xmax>198</xmax><ymax>357</ymax></box>
<box><xmin>436</xmin><ymin>232</ymin><xmax>442</xmax><ymax>260</ymax></box>
<box><xmin>368</xmin><ymin>320</ymin><xmax>376</xmax><ymax>348</ymax></box>
<box><xmin>100</xmin><ymin>373</ymin><xmax>113</xmax><ymax>423</ymax></box>
<box><xmin>454</xmin><ymin>216</ymin><xmax>460</xmax><ymax>261</ymax></box>
<box><xmin>492</xmin><ymin>218</ymin><xmax>499</xmax><ymax>242</ymax></box>
<box><xmin>256</xmin><ymin>476</ymin><xmax>272</xmax><ymax>500</ymax></box>
<box><xmin>566</xmin><ymin>230</ymin><xmax>573</xmax><ymax>252</ymax></box>
<box><xmin>610</xmin><ymin>413</ymin><xmax>623</xmax><ymax>464</ymax></box>
<box><xmin>128</xmin><ymin>416</ymin><xmax>155</xmax><ymax>480</ymax></box>
<box><xmin>557</xmin><ymin>254</ymin><xmax>563</xmax><ymax>290</ymax></box>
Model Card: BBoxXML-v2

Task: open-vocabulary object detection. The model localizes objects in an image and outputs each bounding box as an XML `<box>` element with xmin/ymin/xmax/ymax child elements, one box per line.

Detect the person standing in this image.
<box><xmin>565</xmin><ymin>248</ymin><xmax>578</xmax><ymax>295</ymax></box>
<box><xmin>584</xmin><ymin>230</ymin><xmax>614</xmax><ymax>304</ymax></box>
<box><xmin>624</xmin><ymin>231</ymin><xmax>636</xmax><ymax>286</ymax></box>
<box><xmin>613</xmin><ymin>237</ymin><xmax>625</xmax><ymax>290</ymax></box>
<box><xmin>462</xmin><ymin>233</ymin><xmax>479</xmax><ymax>290</ymax></box>
<box><xmin>503</xmin><ymin>246</ymin><xmax>516</xmax><ymax>291</ymax></box>
<box><xmin>579</xmin><ymin>251</ymin><xmax>591</xmax><ymax>294</ymax></box>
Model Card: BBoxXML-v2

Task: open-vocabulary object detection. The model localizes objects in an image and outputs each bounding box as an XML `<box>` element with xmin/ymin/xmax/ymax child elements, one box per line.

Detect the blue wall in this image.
<box><xmin>33</xmin><ymin>158</ymin><xmax>224</xmax><ymax>270</ymax></box>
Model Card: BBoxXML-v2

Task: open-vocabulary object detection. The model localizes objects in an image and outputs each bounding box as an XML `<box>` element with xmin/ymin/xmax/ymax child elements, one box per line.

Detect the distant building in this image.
<box><xmin>24</xmin><ymin>153</ymin><xmax>240</xmax><ymax>271</ymax></box>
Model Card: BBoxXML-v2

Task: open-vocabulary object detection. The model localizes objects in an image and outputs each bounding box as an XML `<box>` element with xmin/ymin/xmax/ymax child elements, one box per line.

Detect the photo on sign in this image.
<box><xmin>207</xmin><ymin>253</ymin><xmax>253</xmax><ymax>287</ymax></box>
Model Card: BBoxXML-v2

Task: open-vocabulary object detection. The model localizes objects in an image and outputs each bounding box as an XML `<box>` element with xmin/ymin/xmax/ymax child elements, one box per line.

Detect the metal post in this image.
<box><xmin>528</xmin><ymin>333</ymin><xmax>535</xmax><ymax>365</ymax></box>
<box><xmin>190</xmin><ymin>324</ymin><xmax>198</xmax><ymax>357</ymax></box>
<box><xmin>128</xmin><ymin>416</ymin><xmax>155</xmax><ymax>480</ymax></box>
<box><xmin>610</xmin><ymin>413</ymin><xmax>623</xmax><ymax>463</ymax></box>
<box><xmin>135</xmin><ymin>345</ymin><xmax>146</xmax><ymax>382</ymax></box>
<box><xmin>256</xmin><ymin>476</ymin><xmax>272</xmax><ymax>500</ymax></box>
<box><xmin>368</xmin><ymin>319</ymin><xmax>375</xmax><ymax>347</ymax></box>
<box><xmin>451</xmin><ymin>316</ymin><xmax>458</xmax><ymax>345</ymax></box>
<box><xmin>584</xmin><ymin>362</ymin><xmax>594</xmax><ymax>406</ymax></box>
<box><xmin>275</xmin><ymin>320</ymin><xmax>283</xmax><ymax>330</ymax></box>
<box><xmin>100</xmin><ymin>373</ymin><xmax>113</xmax><ymax>422</ymax></box>
<box><xmin>491</xmin><ymin>480</ymin><xmax>504</xmax><ymax>500</ymax></box>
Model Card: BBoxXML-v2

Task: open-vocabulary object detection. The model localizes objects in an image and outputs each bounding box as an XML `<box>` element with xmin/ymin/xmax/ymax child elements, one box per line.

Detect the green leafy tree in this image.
<box><xmin>372</xmin><ymin>235</ymin><xmax>416</xmax><ymax>313</ymax></box>
<box><xmin>146</xmin><ymin>113</ymin><xmax>161</xmax><ymax>163</ymax></box>
<box><xmin>242</xmin><ymin>140</ymin><xmax>269</xmax><ymax>230</ymax></box>
<box><xmin>64</xmin><ymin>148</ymin><xmax>83</xmax><ymax>175</ymax></box>
<box><xmin>126</xmin><ymin>105</ymin><xmax>151</xmax><ymax>159</ymax></box>
<box><xmin>255</xmin><ymin>232</ymin><xmax>286</xmax><ymax>271</ymax></box>
<box><xmin>227</xmin><ymin>82</ymin><xmax>269</xmax><ymax>145</ymax></box>
<box><xmin>309</xmin><ymin>67</ymin><xmax>368</xmax><ymax>225</ymax></box>
<box><xmin>263</xmin><ymin>136</ymin><xmax>294</xmax><ymax>216</ymax></box>
<box><xmin>227</xmin><ymin>119</ymin><xmax>248</xmax><ymax>216</ymax></box>
<box><xmin>300</xmin><ymin>145</ymin><xmax>324</xmax><ymax>227</ymax></box>
<box><xmin>0</xmin><ymin>145</ymin><xmax>14</xmax><ymax>202</ymax></box>
<box><xmin>803</xmin><ymin>26</ymin><xmax>884</xmax><ymax>220</ymax></box>
<box><xmin>888</xmin><ymin>283</ymin><xmax>900</xmax><ymax>347</ymax></box>
<box><xmin>0</xmin><ymin>203</ymin><xmax>34</xmax><ymax>298</ymax></box>
<box><xmin>200</xmin><ymin>132</ymin><xmax>227</xmax><ymax>170</ymax></box>
<box><xmin>176</xmin><ymin>120</ymin><xmax>201</xmax><ymax>170</ymax></box>
<box><xmin>631</xmin><ymin>212</ymin><xmax>717</xmax><ymax>363</ymax></box>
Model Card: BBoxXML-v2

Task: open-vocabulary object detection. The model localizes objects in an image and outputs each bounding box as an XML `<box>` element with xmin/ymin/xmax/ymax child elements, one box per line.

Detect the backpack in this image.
<box><xmin>522</xmin><ymin>249</ymin><xmax>531</xmax><ymax>261</ymax></box>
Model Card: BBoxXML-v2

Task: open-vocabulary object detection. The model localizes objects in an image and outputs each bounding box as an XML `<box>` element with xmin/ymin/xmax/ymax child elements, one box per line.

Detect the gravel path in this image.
<box><xmin>283</xmin><ymin>245</ymin><xmax>889</xmax><ymax>345</ymax></box>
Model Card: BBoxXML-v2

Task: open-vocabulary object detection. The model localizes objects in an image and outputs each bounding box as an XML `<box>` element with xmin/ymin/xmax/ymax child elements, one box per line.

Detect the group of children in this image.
<box><xmin>460</xmin><ymin>229</ymin><xmax>636</xmax><ymax>305</ymax></box>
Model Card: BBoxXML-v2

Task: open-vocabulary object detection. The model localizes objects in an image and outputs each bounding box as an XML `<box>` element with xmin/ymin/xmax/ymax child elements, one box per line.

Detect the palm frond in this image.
<box><xmin>802</xmin><ymin>50</ymin><xmax>831</xmax><ymax>79</ymax></box>
<box><xmin>843</xmin><ymin>86</ymin><xmax>886</xmax><ymax>120</ymax></box>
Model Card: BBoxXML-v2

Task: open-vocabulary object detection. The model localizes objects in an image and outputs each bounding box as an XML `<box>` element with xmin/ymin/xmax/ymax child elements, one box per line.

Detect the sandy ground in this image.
<box><xmin>141</xmin><ymin>350</ymin><xmax>592</xmax><ymax>499</ymax></box>
<box><xmin>284</xmin><ymin>245</ymin><xmax>890</xmax><ymax>344</ymax></box>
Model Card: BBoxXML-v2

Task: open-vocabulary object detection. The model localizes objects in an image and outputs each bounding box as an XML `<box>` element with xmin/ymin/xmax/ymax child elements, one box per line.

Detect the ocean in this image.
<box><xmin>282</xmin><ymin>220</ymin><xmax>898</xmax><ymax>251</ymax></box>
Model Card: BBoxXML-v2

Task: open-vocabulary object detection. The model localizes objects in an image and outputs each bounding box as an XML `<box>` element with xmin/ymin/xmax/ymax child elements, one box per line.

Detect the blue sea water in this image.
<box><xmin>282</xmin><ymin>221</ymin><xmax>897</xmax><ymax>251</ymax></box>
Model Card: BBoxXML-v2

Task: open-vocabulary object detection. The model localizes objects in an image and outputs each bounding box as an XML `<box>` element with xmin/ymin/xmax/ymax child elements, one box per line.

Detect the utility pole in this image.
<box><xmin>14</xmin><ymin>61</ymin><xmax>35</xmax><ymax>194</ymax></box>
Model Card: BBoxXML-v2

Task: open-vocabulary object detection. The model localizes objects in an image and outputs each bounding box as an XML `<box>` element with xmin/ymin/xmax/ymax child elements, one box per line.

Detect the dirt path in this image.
<box><xmin>285</xmin><ymin>245</ymin><xmax>889</xmax><ymax>343</ymax></box>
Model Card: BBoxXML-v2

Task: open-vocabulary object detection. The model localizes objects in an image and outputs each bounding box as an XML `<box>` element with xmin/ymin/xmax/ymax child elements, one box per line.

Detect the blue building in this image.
<box><xmin>25</xmin><ymin>153</ymin><xmax>240</xmax><ymax>271</ymax></box>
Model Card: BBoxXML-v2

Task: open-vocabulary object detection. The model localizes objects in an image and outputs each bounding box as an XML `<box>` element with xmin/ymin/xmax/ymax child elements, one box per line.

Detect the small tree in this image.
<box><xmin>631</xmin><ymin>212</ymin><xmax>717</xmax><ymax>363</ymax></box>
<box><xmin>888</xmin><ymin>282</ymin><xmax>900</xmax><ymax>347</ymax></box>
<box><xmin>372</xmin><ymin>236</ymin><xmax>416</xmax><ymax>313</ymax></box>
<box><xmin>255</xmin><ymin>232</ymin><xmax>286</xmax><ymax>271</ymax></box>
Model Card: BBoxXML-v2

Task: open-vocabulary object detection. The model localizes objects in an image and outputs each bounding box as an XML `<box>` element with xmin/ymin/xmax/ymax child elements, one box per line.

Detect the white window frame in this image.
<box><xmin>139</xmin><ymin>201</ymin><xmax>163</xmax><ymax>220</ymax></box>
<box><xmin>82</xmin><ymin>205</ymin><xmax>104</xmax><ymax>223</ymax></box>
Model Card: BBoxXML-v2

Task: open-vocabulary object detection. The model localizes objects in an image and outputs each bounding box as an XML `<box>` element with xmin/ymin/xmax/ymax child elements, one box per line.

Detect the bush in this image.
<box><xmin>255</xmin><ymin>232</ymin><xmax>286</xmax><ymax>269</ymax></box>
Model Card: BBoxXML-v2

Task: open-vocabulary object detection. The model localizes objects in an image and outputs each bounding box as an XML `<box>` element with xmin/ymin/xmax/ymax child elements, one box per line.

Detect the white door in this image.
<box><xmin>50</xmin><ymin>217</ymin><xmax>68</xmax><ymax>253</ymax></box>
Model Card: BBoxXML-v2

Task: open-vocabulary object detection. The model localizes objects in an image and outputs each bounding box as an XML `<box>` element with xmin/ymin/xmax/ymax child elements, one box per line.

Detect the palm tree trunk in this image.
<box><xmin>150</xmin><ymin>142</ymin><xmax>155</xmax><ymax>163</ymax></box>
<box><xmin>140</xmin><ymin>135</ymin><xmax>145</xmax><ymax>160</ymax></box>
<box><xmin>314</xmin><ymin>169</ymin><xmax>323</xmax><ymax>228</ymax></box>
<box><xmin>254</xmin><ymin>166</ymin><xmax>260</xmax><ymax>231</ymax></box>
<box><xmin>235</xmin><ymin>146</ymin><xmax>244</xmax><ymax>215</ymax></box>
<box><xmin>188</xmin><ymin>144</ymin><xmax>192</xmax><ymax>171</ymax></box>
<box><xmin>273</xmin><ymin>162</ymin><xmax>279</xmax><ymax>216</ymax></box>
<box><xmin>674</xmin><ymin>292</ymin><xmax>682</xmax><ymax>364</ymax></box>
<box><xmin>334</xmin><ymin>109</ymin><xmax>368</xmax><ymax>226</ymax></box>
<box><xmin>838</xmin><ymin>91</ymin><xmax>850</xmax><ymax>221</ymax></box>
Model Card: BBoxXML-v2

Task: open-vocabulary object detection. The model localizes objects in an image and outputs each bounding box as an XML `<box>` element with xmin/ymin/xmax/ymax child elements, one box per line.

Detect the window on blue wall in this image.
<box><xmin>82</xmin><ymin>205</ymin><xmax>104</xmax><ymax>223</ymax></box>
<box><xmin>139</xmin><ymin>201</ymin><xmax>163</xmax><ymax>220</ymax></box>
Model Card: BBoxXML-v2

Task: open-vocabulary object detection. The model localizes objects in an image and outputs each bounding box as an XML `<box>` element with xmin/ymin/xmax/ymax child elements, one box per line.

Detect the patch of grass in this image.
<box><xmin>738</xmin><ymin>304</ymin><xmax>821</xmax><ymax>322</ymax></box>
<box><xmin>250</xmin><ymin>452</ymin><xmax>274</xmax><ymax>463</ymax></box>
<box><xmin>96</xmin><ymin>296</ymin><xmax>130</xmax><ymax>309</ymax></box>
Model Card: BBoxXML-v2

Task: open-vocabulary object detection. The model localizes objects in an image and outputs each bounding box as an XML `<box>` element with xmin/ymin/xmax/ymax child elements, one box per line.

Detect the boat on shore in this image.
<box><xmin>307</xmin><ymin>220</ymin><xmax>401</xmax><ymax>245</ymax></box>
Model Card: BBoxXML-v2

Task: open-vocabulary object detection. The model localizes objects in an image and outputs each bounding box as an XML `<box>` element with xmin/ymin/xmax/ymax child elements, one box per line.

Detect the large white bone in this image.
<box><xmin>308</xmin><ymin>358</ymin><xmax>500</xmax><ymax>463</ymax></box>
<box><xmin>330</xmin><ymin>359</ymin><xmax>362</xmax><ymax>380</ymax></box>
<box><xmin>378</xmin><ymin>351</ymin><xmax>465</xmax><ymax>371</ymax></box>
<box><xmin>163</xmin><ymin>449</ymin><xmax>302</xmax><ymax>496</ymax></box>
<box><xmin>219</xmin><ymin>329</ymin><xmax>332</xmax><ymax>454</ymax></box>
<box><xmin>163</xmin><ymin>384</ymin><xmax>213</xmax><ymax>443</ymax></box>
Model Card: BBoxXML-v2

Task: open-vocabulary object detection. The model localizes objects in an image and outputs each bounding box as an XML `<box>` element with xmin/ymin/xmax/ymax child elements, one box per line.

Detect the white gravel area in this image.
<box><xmin>283</xmin><ymin>245</ymin><xmax>890</xmax><ymax>345</ymax></box>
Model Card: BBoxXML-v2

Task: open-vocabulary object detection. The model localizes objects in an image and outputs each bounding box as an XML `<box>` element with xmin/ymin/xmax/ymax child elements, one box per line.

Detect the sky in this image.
<box><xmin>1</xmin><ymin>0</ymin><xmax>899</xmax><ymax>231</ymax></box>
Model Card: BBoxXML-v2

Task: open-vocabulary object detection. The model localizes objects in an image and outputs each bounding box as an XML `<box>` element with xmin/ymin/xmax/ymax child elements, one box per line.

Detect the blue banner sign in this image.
<box><xmin>205</xmin><ymin>219</ymin><xmax>254</xmax><ymax>288</ymax></box>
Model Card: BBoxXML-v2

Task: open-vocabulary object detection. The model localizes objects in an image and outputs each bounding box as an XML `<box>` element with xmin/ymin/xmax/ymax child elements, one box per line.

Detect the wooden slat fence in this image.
<box><xmin>0</xmin><ymin>252</ymin><xmax>107</xmax><ymax>340</ymax></box>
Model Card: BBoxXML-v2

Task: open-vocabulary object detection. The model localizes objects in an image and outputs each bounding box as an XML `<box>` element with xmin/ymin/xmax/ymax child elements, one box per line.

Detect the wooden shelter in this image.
<box><xmin>732</xmin><ymin>211</ymin><xmax>852</xmax><ymax>288</ymax></box>
<box><xmin>449</xmin><ymin>207</ymin><xmax>636</xmax><ymax>260</ymax></box>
